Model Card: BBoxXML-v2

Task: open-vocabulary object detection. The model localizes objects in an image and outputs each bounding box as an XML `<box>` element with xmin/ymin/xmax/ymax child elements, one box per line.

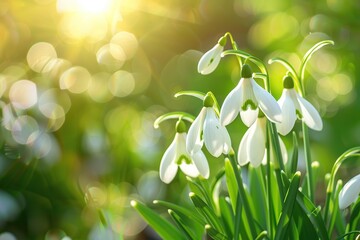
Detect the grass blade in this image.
<box><xmin>131</xmin><ymin>200</ymin><xmax>185</xmax><ymax>240</ymax></box>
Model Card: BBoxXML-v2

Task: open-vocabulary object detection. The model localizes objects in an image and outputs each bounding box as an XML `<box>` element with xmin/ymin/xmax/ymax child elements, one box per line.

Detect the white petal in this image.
<box><xmin>179</xmin><ymin>162</ymin><xmax>200</xmax><ymax>178</ymax></box>
<box><xmin>247</xmin><ymin>118</ymin><xmax>266</xmax><ymax>167</ymax></box>
<box><xmin>186</xmin><ymin>107</ymin><xmax>206</xmax><ymax>154</ymax></box>
<box><xmin>339</xmin><ymin>174</ymin><xmax>360</xmax><ymax>210</ymax></box>
<box><xmin>197</xmin><ymin>44</ymin><xmax>223</xmax><ymax>75</ymax></box>
<box><xmin>279</xmin><ymin>136</ymin><xmax>288</xmax><ymax>164</ymax></box>
<box><xmin>203</xmin><ymin>108</ymin><xmax>224</xmax><ymax>157</ymax></box>
<box><xmin>240</xmin><ymin>108</ymin><xmax>258</xmax><ymax>127</ymax></box>
<box><xmin>296</xmin><ymin>95</ymin><xmax>323</xmax><ymax>131</ymax></box>
<box><xmin>238</xmin><ymin>125</ymin><xmax>251</xmax><ymax>166</ymax></box>
<box><xmin>219</xmin><ymin>125</ymin><xmax>232</xmax><ymax>154</ymax></box>
<box><xmin>192</xmin><ymin>150</ymin><xmax>210</xmax><ymax>179</ymax></box>
<box><xmin>239</xmin><ymin>78</ymin><xmax>258</xmax><ymax>127</ymax></box>
<box><xmin>276</xmin><ymin>89</ymin><xmax>297</xmax><ymax>135</ymax></box>
<box><xmin>159</xmin><ymin>135</ymin><xmax>178</xmax><ymax>184</ymax></box>
<box><xmin>220</xmin><ymin>81</ymin><xmax>242</xmax><ymax>126</ymax></box>
<box><xmin>251</xmin><ymin>79</ymin><xmax>282</xmax><ymax>123</ymax></box>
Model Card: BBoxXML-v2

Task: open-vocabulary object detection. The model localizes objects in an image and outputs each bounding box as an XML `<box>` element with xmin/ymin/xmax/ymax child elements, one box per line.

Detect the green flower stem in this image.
<box><xmin>224</xmin><ymin>32</ymin><xmax>242</xmax><ymax>67</ymax></box>
<box><xmin>265</xmin><ymin>123</ymin><xmax>275</xmax><ymax>239</ymax></box>
<box><xmin>302</xmin><ymin>122</ymin><xmax>314</xmax><ymax>202</ymax></box>
<box><xmin>227</xmin><ymin>152</ymin><xmax>257</xmax><ymax>238</ymax></box>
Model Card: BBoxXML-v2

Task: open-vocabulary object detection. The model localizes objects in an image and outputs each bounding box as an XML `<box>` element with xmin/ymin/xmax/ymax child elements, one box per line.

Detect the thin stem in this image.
<box><xmin>302</xmin><ymin>122</ymin><xmax>314</xmax><ymax>202</ymax></box>
<box><xmin>225</xmin><ymin>32</ymin><xmax>243</xmax><ymax>70</ymax></box>
<box><xmin>227</xmin><ymin>153</ymin><xmax>257</xmax><ymax>238</ymax></box>
<box><xmin>265</xmin><ymin>123</ymin><xmax>274</xmax><ymax>239</ymax></box>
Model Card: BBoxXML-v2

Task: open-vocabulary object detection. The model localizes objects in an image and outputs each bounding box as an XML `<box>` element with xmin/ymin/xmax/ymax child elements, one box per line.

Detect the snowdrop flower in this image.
<box><xmin>187</xmin><ymin>93</ymin><xmax>231</xmax><ymax>158</ymax></box>
<box><xmin>276</xmin><ymin>76</ymin><xmax>323</xmax><ymax>135</ymax></box>
<box><xmin>197</xmin><ymin>36</ymin><xmax>227</xmax><ymax>75</ymax></box>
<box><xmin>238</xmin><ymin>115</ymin><xmax>287</xmax><ymax>167</ymax></box>
<box><xmin>339</xmin><ymin>174</ymin><xmax>360</xmax><ymax>210</ymax></box>
<box><xmin>160</xmin><ymin>119</ymin><xmax>209</xmax><ymax>184</ymax></box>
<box><xmin>220</xmin><ymin>64</ymin><xmax>282</xmax><ymax>127</ymax></box>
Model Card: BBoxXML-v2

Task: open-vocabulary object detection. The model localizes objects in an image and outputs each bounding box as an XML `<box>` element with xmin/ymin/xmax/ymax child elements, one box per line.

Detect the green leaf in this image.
<box><xmin>348</xmin><ymin>198</ymin><xmax>360</xmax><ymax>233</ymax></box>
<box><xmin>224</xmin><ymin>158</ymin><xmax>238</xmax><ymax>213</ymax></box>
<box><xmin>328</xmin><ymin>180</ymin><xmax>343</xmax><ymax>236</ymax></box>
<box><xmin>174</xmin><ymin>91</ymin><xmax>206</xmax><ymax>100</ymax></box>
<box><xmin>168</xmin><ymin>209</ymin><xmax>200</xmax><ymax>240</ymax></box>
<box><xmin>218</xmin><ymin>197</ymin><xmax>234</xmax><ymax>239</ymax></box>
<box><xmin>153</xmin><ymin>200</ymin><xmax>205</xmax><ymax>226</ymax></box>
<box><xmin>154</xmin><ymin>112</ymin><xmax>194</xmax><ymax>128</ymax></box>
<box><xmin>275</xmin><ymin>172</ymin><xmax>301</xmax><ymax>240</ymax></box>
<box><xmin>131</xmin><ymin>200</ymin><xmax>185</xmax><ymax>240</ymax></box>
<box><xmin>205</xmin><ymin>224</ymin><xmax>227</xmax><ymax>240</ymax></box>
<box><xmin>189</xmin><ymin>192</ymin><xmax>225</xmax><ymax>234</ymax></box>
<box><xmin>300</xmin><ymin>40</ymin><xmax>334</xmax><ymax>82</ymax></box>
<box><xmin>296</xmin><ymin>190</ymin><xmax>330</xmax><ymax>240</ymax></box>
<box><xmin>249</xmin><ymin>166</ymin><xmax>267</xmax><ymax>229</ymax></box>
<box><xmin>255</xmin><ymin>231</ymin><xmax>268</xmax><ymax>240</ymax></box>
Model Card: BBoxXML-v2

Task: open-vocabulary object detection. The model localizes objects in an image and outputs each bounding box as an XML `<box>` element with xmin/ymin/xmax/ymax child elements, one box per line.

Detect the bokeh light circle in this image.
<box><xmin>109</xmin><ymin>70</ymin><xmax>135</xmax><ymax>97</ymax></box>
<box><xmin>27</xmin><ymin>42</ymin><xmax>57</xmax><ymax>73</ymax></box>
<box><xmin>11</xmin><ymin>115</ymin><xmax>40</xmax><ymax>145</ymax></box>
<box><xmin>60</xmin><ymin>66</ymin><xmax>91</xmax><ymax>94</ymax></box>
<box><xmin>110</xmin><ymin>31</ymin><xmax>138</xmax><ymax>61</ymax></box>
<box><xmin>9</xmin><ymin>80</ymin><xmax>37</xmax><ymax>110</ymax></box>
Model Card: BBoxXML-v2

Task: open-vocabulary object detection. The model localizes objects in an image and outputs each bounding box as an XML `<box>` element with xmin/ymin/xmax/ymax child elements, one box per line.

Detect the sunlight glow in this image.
<box><xmin>57</xmin><ymin>0</ymin><xmax>112</xmax><ymax>15</ymax></box>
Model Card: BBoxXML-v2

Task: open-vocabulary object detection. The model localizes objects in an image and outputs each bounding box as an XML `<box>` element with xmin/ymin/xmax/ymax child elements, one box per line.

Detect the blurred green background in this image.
<box><xmin>0</xmin><ymin>0</ymin><xmax>359</xmax><ymax>239</ymax></box>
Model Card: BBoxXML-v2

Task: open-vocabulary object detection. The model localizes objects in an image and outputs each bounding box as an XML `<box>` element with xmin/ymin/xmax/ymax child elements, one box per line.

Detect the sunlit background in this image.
<box><xmin>0</xmin><ymin>0</ymin><xmax>359</xmax><ymax>239</ymax></box>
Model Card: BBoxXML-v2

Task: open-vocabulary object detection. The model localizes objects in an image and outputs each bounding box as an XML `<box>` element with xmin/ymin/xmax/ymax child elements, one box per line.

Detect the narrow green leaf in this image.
<box><xmin>300</xmin><ymin>40</ymin><xmax>334</xmax><ymax>82</ymax></box>
<box><xmin>205</xmin><ymin>224</ymin><xmax>227</xmax><ymax>240</ymax></box>
<box><xmin>336</xmin><ymin>231</ymin><xmax>360</xmax><ymax>240</ymax></box>
<box><xmin>189</xmin><ymin>192</ymin><xmax>225</xmax><ymax>234</ymax></box>
<box><xmin>255</xmin><ymin>231</ymin><xmax>268</xmax><ymax>240</ymax></box>
<box><xmin>154</xmin><ymin>112</ymin><xmax>194</xmax><ymax>128</ymax></box>
<box><xmin>174</xmin><ymin>90</ymin><xmax>206</xmax><ymax>100</ymax></box>
<box><xmin>224</xmin><ymin>158</ymin><xmax>238</xmax><ymax>213</ymax></box>
<box><xmin>187</xmin><ymin>177</ymin><xmax>214</xmax><ymax>209</ymax></box>
<box><xmin>153</xmin><ymin>200</ymin><xmax>205</xmax><ymax>226</ymax></box>
<box><xmin>131</xmin><ymin>200</ymin><xmax>185</xmax><ymax>240</ymax></box>
<box><xmin>296</xmin><ymin>190</ymin><xmax>330</xmax><ymax>240</ymax></box>
<box><xmin>328</xmin><ymin>180</ymin><xmax>343</xmax><ymax>236</ymax></box>
<box><xmin>218</xmin><ymin>197</ymin><xmax>234</xmax><ymax>239</ymax></box>
<box><xmin>168</xmin><ymin>209</ymin><xmax>199</xmax><ymax>240</ymax></box>
<box><xmin>249</xmin><ymin>166</ymin><xmax>267</xmax><ymax>229</ymax></box>
<box><xmin>275</xmin><ymin>172</ymin><xmax>301</xmax><ymax>240</ymax></box>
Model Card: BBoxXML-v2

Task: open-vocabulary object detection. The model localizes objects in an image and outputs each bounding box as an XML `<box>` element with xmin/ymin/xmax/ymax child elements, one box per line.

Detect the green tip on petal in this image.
<box><xmin>283</xmin><ymin>75</ymin><xmax>294</xmax><ymax>89</ymax></box>
<box><xmin>175</xmin><ymin>119</ymin><xmax>187</xmax><ymax>133</ymax></box>
<box><xmin>218</xmin><ymin>35</ymin><xmax>227</xmax><ymax>46</ymax></box>
<box><xmin>203</xmin><ymin>93</ymin><xmax>214</xmax><ymax>107</ymax></box>
<box><xmin>241</xmin><ymin>64</ymin><xmax>253</xmax><ymax>78</ymax></box>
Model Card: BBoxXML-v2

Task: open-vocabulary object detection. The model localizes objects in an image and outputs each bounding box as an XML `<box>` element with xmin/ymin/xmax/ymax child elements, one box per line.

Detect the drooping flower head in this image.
<box><xmin>220</xmin><ymin>64</ymin><xmax>282</xmax><ymax>127</ymax></box>
<box><xmin>160</xmin><ymin>119</ymin><xmax>209</xmax><ymax>184</ymax></box>
<box><xmin>276</xmin><ymin>75</ymin><xmax>323</xmax><ymax>135</ymax></box>
<box><xmin>339</xmin><ymin>174</ymin><xmax>360</xmax><ymax>210</ymax></box>
<box><xmin>238</xmin><ymin>113</ymin><xmax>287</xmax><ymax>167</ymax></box>
<box><xmin>187</xmin><ymin>92</ymin><xmax>232</xmax><ymax>158</ymax></box>
<box><xmin>197</xmin><ymin>35</ymin><xmax>227</xmax><ymax>75</ymax></box>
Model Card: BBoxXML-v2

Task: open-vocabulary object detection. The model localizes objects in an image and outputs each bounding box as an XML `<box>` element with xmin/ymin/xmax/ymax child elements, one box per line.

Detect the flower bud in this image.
<box><xmin>197</xmin><ymin>43</ymin><xmax>223</xmax><ymax>75</ymax></box>
<box><xmin>241</xmin><ymin>64</ymin><xmax>253</xmax><ymax>78</ymax></box>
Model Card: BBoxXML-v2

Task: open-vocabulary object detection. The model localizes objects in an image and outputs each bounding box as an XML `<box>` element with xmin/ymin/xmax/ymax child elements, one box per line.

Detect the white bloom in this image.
<box><xmin>238</xmin><ymin>117</ymin><xmax>287</xmax><ymax>167</ymax></box>
<box><xmin>187</xmin><ymin>107</ymin><xmax>231</xmax><ymax>158</ymax></box>
<box><xmin>339</xmin><ymin>174</ymin><xmax>360</xmax><ymax>210</ymax></box>
<box><xmin>198</xmin><ymin>43</ymin><xmax>224</xmax><ymax>75</ymax></box>
<box><xmin>160</xmin><ymin>132</ymin><xmax>209</xmax><ymax>184</ymax></box>
<box><xmin>276</xmin><ymin>76</ymin><xmax>323</xmax><ymax>135</ymax></box>
<box><xmin>220</xmin><ymin>64</ymin><xmax>282</xmax><ymax>127</ymax></box>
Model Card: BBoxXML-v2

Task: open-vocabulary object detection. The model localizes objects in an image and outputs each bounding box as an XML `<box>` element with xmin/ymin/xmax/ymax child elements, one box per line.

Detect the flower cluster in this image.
<box><xmin>158</xmin><ymin>35</ymin><xmax>324</xmax><ymax>183</ymax></box>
